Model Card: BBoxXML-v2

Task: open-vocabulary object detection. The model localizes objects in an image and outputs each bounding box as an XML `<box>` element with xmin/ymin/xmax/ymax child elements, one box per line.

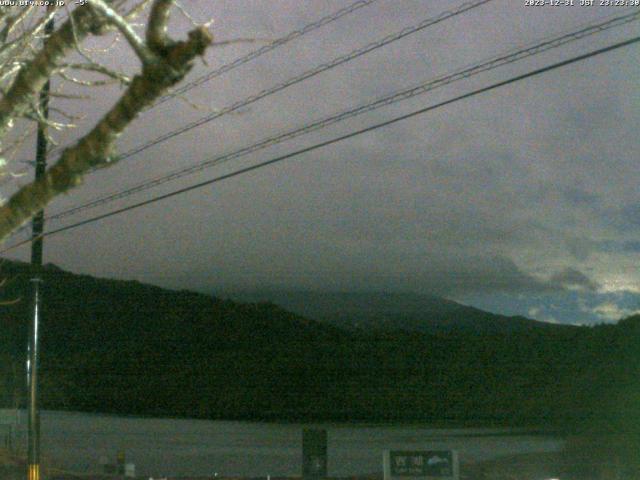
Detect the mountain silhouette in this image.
<box><xmin>224</xmin><ymin>290</ymin><xmax>573</xmax><ymax>334</ymax></box>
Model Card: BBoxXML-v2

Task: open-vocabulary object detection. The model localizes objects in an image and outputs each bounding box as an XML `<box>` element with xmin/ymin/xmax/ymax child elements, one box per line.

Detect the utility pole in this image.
<box><xmin>27</xmin><ymin>8</ymin><xmax>54</xmax><ymax>480</ymax></box>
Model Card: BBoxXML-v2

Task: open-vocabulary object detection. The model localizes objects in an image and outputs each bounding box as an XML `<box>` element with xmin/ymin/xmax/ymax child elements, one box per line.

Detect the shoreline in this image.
<box><xmin>0</xmin><ymin>407</ymin><xmax>563</xmax><ymax>433</ymax></box>
<box><xmin>2</xmin><ymin>447</ymin><xmax>566</xmax><ymax>480</ymax></box>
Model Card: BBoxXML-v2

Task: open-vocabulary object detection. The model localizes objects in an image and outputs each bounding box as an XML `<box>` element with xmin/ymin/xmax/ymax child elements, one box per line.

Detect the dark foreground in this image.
<box><xmin>0</xmin><ymin>454</ymin><xmax>610</xmax><ymax>480</ymax></box>
<box><xmin>4</xmin><ymin>433</ymin><xmax>640</xmax><ymax>480</ymax></box>
<box><xmin>2</xmin><ymin>260</ymin><xmax>639</xmax><ymax>428</ymax></box>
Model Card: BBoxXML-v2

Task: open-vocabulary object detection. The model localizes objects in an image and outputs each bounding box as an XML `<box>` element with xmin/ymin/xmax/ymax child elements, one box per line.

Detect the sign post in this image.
<box><xmin>302</xmin><ymin>429</ymin><xmax>328</xmax><ymax>480</ymax></box>
<box><xmin>383</xmin><ymin>450</ymin><xmax>459</xmax><ymax>480</ymax></box>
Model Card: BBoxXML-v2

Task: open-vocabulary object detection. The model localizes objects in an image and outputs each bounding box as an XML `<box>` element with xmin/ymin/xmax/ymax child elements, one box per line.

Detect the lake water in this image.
<box><xmin>2</xmin><ymin>409</ymin><xmax>563</xmax><ymax>477</ymax></box>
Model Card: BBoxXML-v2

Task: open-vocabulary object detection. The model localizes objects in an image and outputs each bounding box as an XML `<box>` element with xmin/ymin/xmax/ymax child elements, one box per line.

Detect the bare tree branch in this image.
<box><xmin>0</xmin><ymin>5</ymin><xmax>212</xmax><ymax>240</ymax></box>
<box><xmin>125</xmin><ymin>0</ymin><xmax>155</xmax><ymax>21</ymax></box>
<box><xmin>0</xmin><ymin>7</ymin><xmax>102</xmax><ymax>141</ymax></box>
<box><xmin>147</xmin><ymin>0</ymin><xmax>173</xmax><ymax>52</ymax></box>
<box><xmin>58</xmin><ymin>62</ymin><xmax>131</xmax><ymax>86</ymax></box>
<box><xmin>87</xmin><ymin>0</ymin><xmax>157</xmax><ymax>64</ymax></box>
<box><xmin>57</xmin><ymin>70</ymin><xmax>120</xmax><ymax>88</ymax></box>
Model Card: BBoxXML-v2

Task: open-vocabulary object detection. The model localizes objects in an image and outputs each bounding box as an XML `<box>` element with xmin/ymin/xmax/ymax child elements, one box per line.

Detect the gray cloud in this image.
<box><xmin>610</xmin><ymin>204</ymin><xmax>640</xmax><ymax>233</ymax></box>
<box><xmin>562</xmin><ymin>187</ymin><xmax>601</xmax><ymax>208</ymax></box>
<box><xmin>549</xmin><ymin>267</ymin><xmax>600</xmax><ymax>292</ymax></box>
<box><xmin>3</xmin><ymin>1</ymin><xmax>639</xmax><ymax>323</ymax></box>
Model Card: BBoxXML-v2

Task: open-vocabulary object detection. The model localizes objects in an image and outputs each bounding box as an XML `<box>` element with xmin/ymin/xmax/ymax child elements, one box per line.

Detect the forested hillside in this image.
<box><xmin>0</xmin><ymin>260</ymin><xmax>637</xmax><ymax>431</ymax></box>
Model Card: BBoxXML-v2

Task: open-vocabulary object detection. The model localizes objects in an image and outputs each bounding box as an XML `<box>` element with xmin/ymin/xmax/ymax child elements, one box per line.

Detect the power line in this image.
<box><xmin>5</xmin><ymin>0</ymin><xmax>495</xmax><ymax>242</ymax></box>
<box><xmin>155</xmin><ymin>0</ymin><xmax>382</xmax><ymax>107</ymax></box>
<box><xmin>117</xmin><ymin>0</ymin><xmax>493</xmax><ymax>160</ymax></box>
<box><xmin>33</xmin><ymin>0</ymin><xmax>493</xmax><ymax>199</ymax></box>
<box><xmin>2</xmin><ymin>34</ymin><xmax>637</xmax><ymax>254</ymax></box>
<box><xmin>36</xmin><ymin>9</ymin><xmax>640</xmax><ymax>225</ymax></box>
<box><xmin>43</xmin><ymin>0</ymin><xmax>381</xmax><ymax>161</ymax></box>
<box><xmin>47</xmin><ymin>0</ymin><xmax>492</xmax><ymax>163</ymax></box>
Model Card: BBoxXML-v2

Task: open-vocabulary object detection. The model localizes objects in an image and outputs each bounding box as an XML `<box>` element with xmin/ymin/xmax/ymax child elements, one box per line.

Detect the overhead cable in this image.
<box><xmin>40</xmin><ymin>9</ymin><xmax>640</xmax><ymax>224</ymax></box>
<box><xmin>2</xmin><ymin>34</ymin><xmax>637</xmax><ymax>254</ymax></box>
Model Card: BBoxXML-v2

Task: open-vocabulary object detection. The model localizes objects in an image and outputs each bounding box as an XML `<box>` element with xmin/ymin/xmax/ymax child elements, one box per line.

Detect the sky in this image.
<box><xmin>2</xmin><ymin>0</ymin><xmax>639</xmax><ymax>325</ymax></box>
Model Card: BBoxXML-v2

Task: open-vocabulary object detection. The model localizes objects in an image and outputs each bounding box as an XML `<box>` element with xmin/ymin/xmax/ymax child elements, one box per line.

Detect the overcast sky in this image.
<box><xmin>3</xmin><ymin>0</ymin><xmax>639</xmax><ymax>325</ymax></box>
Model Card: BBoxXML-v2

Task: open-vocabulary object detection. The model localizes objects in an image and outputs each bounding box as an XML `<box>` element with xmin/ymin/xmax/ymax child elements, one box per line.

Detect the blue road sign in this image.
<box><xmin>384</xmin><ymin>450</ymin><xmax>459</xmax><ymax>480</ymax></box>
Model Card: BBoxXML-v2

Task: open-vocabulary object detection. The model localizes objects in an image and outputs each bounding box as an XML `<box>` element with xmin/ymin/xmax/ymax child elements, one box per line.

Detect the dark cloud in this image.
<box><xmin>610</xmin><ymin>203</ymin><xmax>640</xmax><ymax>233</ymax></box>
<box><xmin>549</xmin><ymin>267</ymin><xmax>599</xmax><ymax>292</ymax></box>
<box><xmin>564</xmin><ymin>236</ymin><xmax>595</xmax><ymax>262</ymax></box>
<box><xmin>187</xmin><ymin>253</ymin><xmax>566</xmax><ymax>298</ymax></box>
<box><xmin>562</xmin><ymin>187</ymin><xmax>601</xmax><ymax>208</ymax></box>
<box><xmin>414</xmin><ymin>255</ymin><xmax>553</xmax><ymax>296</ymax></box>
<box><xmin>3</xmin><ymin>1</ymin><xmax>639</xmax><ymax>325</ymax></box>
<box><xmin>594</xmin><ymin>240</ymin><xmax>640</xmax><ymax>254</ymax></box>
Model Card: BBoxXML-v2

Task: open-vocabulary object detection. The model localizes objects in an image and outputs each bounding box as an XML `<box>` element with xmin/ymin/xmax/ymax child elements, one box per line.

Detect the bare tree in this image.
<box><xmin>0</xmin><ymin>0</ymin><xmax>212</xmax><ymax>242</ymax></box>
